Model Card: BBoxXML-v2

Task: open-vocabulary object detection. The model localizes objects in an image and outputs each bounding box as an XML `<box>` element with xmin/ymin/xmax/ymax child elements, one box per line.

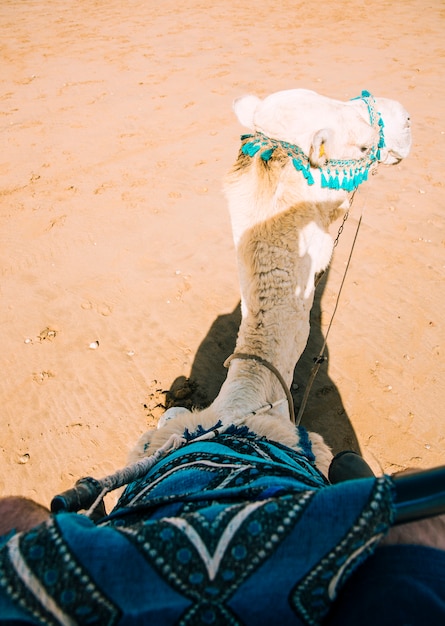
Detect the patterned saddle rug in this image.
<box><xmin>0</xmin><ymin>425</ymin><xmax>394</xmax><ymax>625</ymax></box>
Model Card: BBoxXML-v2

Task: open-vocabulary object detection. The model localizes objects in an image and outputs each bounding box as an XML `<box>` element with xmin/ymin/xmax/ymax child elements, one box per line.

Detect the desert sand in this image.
<box><xmin>1</xmin><ymin>0</ymin><xmax>444</xmax><ymax>510</ymax></box>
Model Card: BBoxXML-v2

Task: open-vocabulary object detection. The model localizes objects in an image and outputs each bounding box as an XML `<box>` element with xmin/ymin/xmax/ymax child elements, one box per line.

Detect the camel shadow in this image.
<box><xmin>165</xmin><ymin>269</ymin><xmax>361</xmax><ymax>456</ymax></box>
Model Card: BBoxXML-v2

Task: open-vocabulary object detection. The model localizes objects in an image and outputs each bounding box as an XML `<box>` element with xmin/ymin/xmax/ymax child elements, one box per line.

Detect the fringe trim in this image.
<box><xmin>240</xmin><ymin>90</ymin><xmax>385</xmax><ymax>193</ymax></box>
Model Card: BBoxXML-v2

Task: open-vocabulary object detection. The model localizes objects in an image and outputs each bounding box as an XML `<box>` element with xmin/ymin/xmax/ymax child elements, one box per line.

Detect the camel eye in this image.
<box><xmin>360</xmin><ymin>145</ymin><xmax>369</xmax><ymax>153</ymax></box>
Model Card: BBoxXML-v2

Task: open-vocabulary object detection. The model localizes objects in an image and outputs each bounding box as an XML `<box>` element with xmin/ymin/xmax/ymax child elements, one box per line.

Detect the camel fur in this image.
<box><xmin>130</xmin><ymin>89</ymin><xmax>411</xmax><ymax>477</ymax></box>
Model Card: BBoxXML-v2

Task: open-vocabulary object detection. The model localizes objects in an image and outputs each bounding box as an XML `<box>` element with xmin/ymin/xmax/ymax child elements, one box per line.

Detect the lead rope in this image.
<box><xmin>224</xmin><ymin>353</ymin><xmax>296</xmax><ymax>423</ymax></box>
<box><xmin>295</xmin><ymin>190</ymin><xmax>366</xmax><ymax>425</ymax></box>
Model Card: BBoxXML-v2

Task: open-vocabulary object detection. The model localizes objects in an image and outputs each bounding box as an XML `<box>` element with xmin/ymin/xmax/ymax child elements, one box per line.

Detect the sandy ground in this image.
<box><xmin>1</xmin><ymin>0</ymin><xmax>444</xmax><ymax>509</ymax></box>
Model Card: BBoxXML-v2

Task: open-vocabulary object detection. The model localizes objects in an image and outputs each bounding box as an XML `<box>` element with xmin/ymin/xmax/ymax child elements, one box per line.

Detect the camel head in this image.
<box><xmin>232</xmin><ymin>88</ymin><xmax>411</xmax><ymax>198</ymax></box>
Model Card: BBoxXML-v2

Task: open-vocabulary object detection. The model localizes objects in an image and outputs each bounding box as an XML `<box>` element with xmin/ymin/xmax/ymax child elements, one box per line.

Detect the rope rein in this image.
<box><xmin>224</xmin><ymin>352</ymin><xmax>296</xmax><ymax>423</ymax></box>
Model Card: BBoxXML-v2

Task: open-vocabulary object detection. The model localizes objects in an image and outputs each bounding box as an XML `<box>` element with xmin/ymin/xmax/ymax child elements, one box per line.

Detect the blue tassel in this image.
<box><xmin>341</xmin><ymin>174</ymin><xmax>350</xmax><ymax>191</ymax></box>
<box><xmin>378</xmin><ymin>117</ymin><xmax>386</xmax><ymax>147</ymax></box>
<box><xmin>300</xmin><ymin>166</ymin><xmax>314</xmax><ymax>185</ymax></box>
<box><xmin>242</xmin><ymin>142</ymin><xmax>261</xmax><ymax>157</ymax></box>
<box><xmin>320</xmin><ymin>171</ymin><xmax>329</xmax><ymax>188</ymax></box>
<box><xmin>260</xmin><ymin>148</ymin><xmax>275</xmax><ymax>161</ymax></box>
<box><xmin>291</xmin><ymin>158</ymin><xmax>315</xmax><ymax>185</ymax></box>
<box><xmin>292</xmin><ymin>158</ymin><xmax>303</xmax><ymax>172</ymax></box>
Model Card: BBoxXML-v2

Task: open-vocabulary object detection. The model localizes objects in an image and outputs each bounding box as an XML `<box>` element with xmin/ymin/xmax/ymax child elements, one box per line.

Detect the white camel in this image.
<box><xmin>130</xmin><ymin>89</ymin><xmax>411</xmax><ymax>477</ymax></box>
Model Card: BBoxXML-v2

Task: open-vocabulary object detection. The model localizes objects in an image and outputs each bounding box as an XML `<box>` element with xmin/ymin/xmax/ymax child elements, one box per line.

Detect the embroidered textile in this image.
<box><xmin>0</xmin><ymin>428</ymin><xmax>395</xmax><ymax>625</ymax></box>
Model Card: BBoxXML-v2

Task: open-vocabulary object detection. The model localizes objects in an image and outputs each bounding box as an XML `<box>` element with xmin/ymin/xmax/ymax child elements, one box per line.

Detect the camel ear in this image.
<box><xmin>233</xmin><ymin>95</ymin><xmax>261</xmax><ymax>129</ymax></box>
<box><xmin>309</xmin><ymin>129</ymin><xmax>334</xmax><ymax>167</ymax></box>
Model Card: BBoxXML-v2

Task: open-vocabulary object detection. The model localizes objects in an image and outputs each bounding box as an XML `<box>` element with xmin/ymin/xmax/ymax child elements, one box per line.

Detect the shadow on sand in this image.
<box><xmin>165</xmin><ymin>269</ymin><xmax>361</xmax><ymax>456</ymax></box>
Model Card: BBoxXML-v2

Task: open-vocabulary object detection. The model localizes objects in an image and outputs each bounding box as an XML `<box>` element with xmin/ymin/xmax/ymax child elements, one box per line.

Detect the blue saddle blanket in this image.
<box><xmin>0</xmin><ymin>426</ymin><xmax>395</xmax><ymax>625</ymax></box>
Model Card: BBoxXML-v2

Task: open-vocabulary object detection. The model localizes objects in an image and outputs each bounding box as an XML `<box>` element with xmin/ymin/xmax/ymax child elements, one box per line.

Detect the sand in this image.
<box><xmin>1</xmin><ymin>0</ymin><xmax>444</xmax><ymax>509</ymax></box>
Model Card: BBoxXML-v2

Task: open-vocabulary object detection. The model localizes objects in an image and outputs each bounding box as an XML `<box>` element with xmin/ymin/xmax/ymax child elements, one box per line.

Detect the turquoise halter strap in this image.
<box><xmin>240</xmin><ymin>90</ymin><xmax>386</xmax><ymax>193</ymax></box>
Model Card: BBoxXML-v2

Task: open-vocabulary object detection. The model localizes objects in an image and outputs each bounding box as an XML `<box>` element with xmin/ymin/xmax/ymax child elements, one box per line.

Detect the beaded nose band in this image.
<box><xmin>240</xmin><ymin>90</ymin><xmax>386</xmax><ymax>193</ymax></box>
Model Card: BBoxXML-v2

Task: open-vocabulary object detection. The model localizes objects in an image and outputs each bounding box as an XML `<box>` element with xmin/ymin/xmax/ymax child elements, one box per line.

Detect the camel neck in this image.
<box><xmin>232</xmin><ymin>211</ymin><xmax>328</xmax><ymax>384</ymax></box>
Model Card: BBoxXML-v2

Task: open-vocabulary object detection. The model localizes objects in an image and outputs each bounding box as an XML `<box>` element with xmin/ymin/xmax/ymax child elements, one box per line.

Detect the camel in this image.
<box><xmin>130</xmin><ymin>88</ymin><xmax>412</xmax><ymax>478</ymax></box>
<box><xmin>8</xmin><ymin>91</ymin><xmax>444</xmax><ymax>626</ymax></box>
